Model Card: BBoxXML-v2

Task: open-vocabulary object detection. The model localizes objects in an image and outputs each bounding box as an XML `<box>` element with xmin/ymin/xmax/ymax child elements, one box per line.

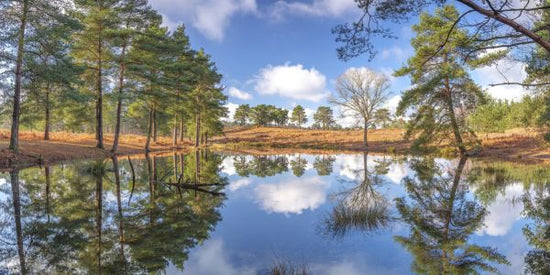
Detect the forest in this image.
<box><xmin>1</xmin><ymin>0</ymin><xmax>227</xmax><ymax>155</ymax></box>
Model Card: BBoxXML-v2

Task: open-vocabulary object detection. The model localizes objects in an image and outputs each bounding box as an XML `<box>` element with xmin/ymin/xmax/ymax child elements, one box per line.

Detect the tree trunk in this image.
<box><xmin>363</xmin><ymin>120</ymin><xmax>369</xmax><ymax>149</ymax></box>
<box><xmin>179</xmin><ymin>115</ymin><xmax>185</xmax><ymax>142</ymax></box>
<box><xmin>95</xmin><ymin>170</ymin><xmax>103</xmax><ymax>273</ymax></box>
<box><xmin>111</xmin><ymin>44</ymin><xmax>127</xmax><ymax>154</ymax></box>
<box><xmin>9</xmin><ymin>0</ymin><xmax>29</xmax><ymax>153</ymax></box>
<box><xmin>205</xmin><ymin>131</ymin><xmax>208</xmax><ymax>146</ymax></box>
<box><xmin>44</xmin><ymin>87</ymin><xmax>51</xmax><ymax>140</ymax></box>
<box><xmin>195</xmin><ymin>114</ymin><xmax>200</xmax><ymax>147</ymax></box>
<box><xmin>152</xmin><ymin>109</ymin><xmax>157</xmax><ymax>143</ymax></box>
<box><xmin>112</xmin><ymin>156</ymin><xmax>126</xmax><ymax>271</ymax></box>
<box><xmin>172</xmin><ymin>115</ymin><xmax>178</xmax><ymax>146</ymax></box>
<box><xmin>45</xmin><ymin>166</ymin><xmax>51</xmax><ymax>223</ymax></box>
<box><xmin>145</xmin><ymin>108</ymin><xmax>153</xmax><ymax>152</ymax></box>
<box><xmin>11</xmin><ymin>170</ymin><xmax>26</xmax><ymax>274</ymax></box>
<box><xmin>195</xmin><ymin>149</ymin><xmax>200</xmax><ymax>184</ymax></box>
<box><xmin>444</xmin><ymin>74</ymin><xmax>467</xmax><ymax>156</ymax></box>
<box><xmin>96</xmin><ymin>16</ymin><xmax>104</xmax><ymax>150</ymax></box>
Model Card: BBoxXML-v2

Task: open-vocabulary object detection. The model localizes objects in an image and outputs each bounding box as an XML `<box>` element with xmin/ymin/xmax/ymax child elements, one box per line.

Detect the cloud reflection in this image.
<box><xmin>254</xmin><ymin>177</ymin><xmax>328</xmax><ymax>214</ymax></box>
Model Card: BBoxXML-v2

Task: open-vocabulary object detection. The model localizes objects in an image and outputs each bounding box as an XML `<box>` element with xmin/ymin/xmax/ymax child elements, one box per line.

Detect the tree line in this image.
<box><xmin>0</xmin><ymin>0</ymin><xmax>227</xmax><ymax>153</ymax></box>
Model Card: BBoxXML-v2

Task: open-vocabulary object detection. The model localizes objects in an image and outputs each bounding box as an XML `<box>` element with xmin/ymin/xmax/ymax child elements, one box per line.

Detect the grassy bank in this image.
<box><xmin>1</xmin><ymin>126</ymin><xmax>549</xmax><ymax>169</ymax></box>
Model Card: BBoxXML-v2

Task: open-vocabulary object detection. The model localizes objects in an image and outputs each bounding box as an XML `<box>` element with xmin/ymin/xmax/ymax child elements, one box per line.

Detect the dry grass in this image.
<box><xmin>1</xmin><ymin>126</ymin><xmax>549</xmax><ymax>170</ymax></box>
<box><xmin>217</xmin><ymin>126</ymin><xmax>410</xmax><ymax>152</ymax></box>
<box><xmin>0</xmin><ymin>129</ymin><xmax>191</xmax><ymax>170</ymax></box>
<box><xmin>216</xmin><ymin>126</ymin><xmax>550</xmax><ymax>164</ymax></box>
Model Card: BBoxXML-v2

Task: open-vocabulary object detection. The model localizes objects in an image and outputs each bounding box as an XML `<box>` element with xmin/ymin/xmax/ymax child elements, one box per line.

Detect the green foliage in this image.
<box><xmin>396</xmin><ymin>6</ymin><xmax>494</xmax><ymax>153</ymax></box>
<box><xmin>291</xmin><ymin>105</ymin><xmax>307</xmax><ymax>127</ymax></box>
<box><xmin>234</xmin><ymin>104</ymin><xmax>250</xmax><ymax>125</ymax></box>
<box><xmin>313</xmin><ymin>106</ymin><xmax>336</xmax><ymax>129</ymax></box>
<box><xmin>249</xmin><ymin>104</ymin><xmax>288</xmax><ymax>126</ymax></box>
<box><xmin>469</xmin><ymin>95</ymin><xmax>546</xmax><ymax>133</ymax></box>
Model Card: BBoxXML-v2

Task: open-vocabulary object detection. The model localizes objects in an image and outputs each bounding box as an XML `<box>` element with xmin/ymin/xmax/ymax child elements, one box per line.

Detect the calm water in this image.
<box><xmin>1</xmin><ymin>151</ymin><xmax>549</xmax><ymax>274</ymax></box>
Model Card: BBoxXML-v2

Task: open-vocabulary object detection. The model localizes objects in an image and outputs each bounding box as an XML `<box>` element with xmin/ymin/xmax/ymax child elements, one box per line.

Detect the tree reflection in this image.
<box><xmin>323</xmin><ymin>153</ymin><xmax>392</xmax><ymax>237</ymax></box>
<box><xmin>523</xmin><ymin>183</ymin><xmax>550</xmax><ymax>274</ymax></box>
<box><xmin>232</xmin><ymin>155</ymin><xmax>289</xmax><ymax>178</ymax></box>
<box><xmin>395</xmin><ymin>156</ymin><xmax>509</xmax><ymax>274</ymax></box>
<box><xmin>290</xmin><ymin>155</ymin><xmax>308</xmax><ymax>177</ymax></box>
<box><xmin>0</xmin><ymin>151</ymin><xmax>226</xmax><ymax>274</ymax></box>
<box><xmin>313</xmin><ymin>155</ymin><xmax>336</xmax><ymax>176</ymax></box>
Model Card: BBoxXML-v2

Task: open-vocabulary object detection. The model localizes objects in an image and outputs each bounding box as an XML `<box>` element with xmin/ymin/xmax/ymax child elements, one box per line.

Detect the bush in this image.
<box><xmin>543</xmin><ymin>132</ymin><xmax>550</xmax><ymax>143</ymax></box>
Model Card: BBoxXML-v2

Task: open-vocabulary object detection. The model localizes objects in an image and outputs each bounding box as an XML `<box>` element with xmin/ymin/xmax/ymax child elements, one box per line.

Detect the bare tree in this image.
<box><xmin>331</xmin><ymin>68</ymin><xmax>390</xmax><ymax>148</ymax></box>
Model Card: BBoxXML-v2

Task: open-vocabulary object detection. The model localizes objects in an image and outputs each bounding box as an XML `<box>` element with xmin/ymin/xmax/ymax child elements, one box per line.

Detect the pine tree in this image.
<box><xmin>234</xmin><ymin>104</ymin><xmax>250</xmax><ymax>126</ymax></box>
<box><xmin>110</xmin><ymin>0</ymin><xmax>158</xmax><ymax>153</ymax></box>
<box><xmin>291</xmin><ymin>105</ymin><xmax>307</xmax><ymax>128</ymax></box>
<box><xmin>313</xmin><ymin>106</ymin><xmax>335</xmax><ymax>129</ymax></box>
<box><xmin>1</xmin><ymin>0</ymin><xmax>76</xmax><ymax>152</ymax></box>
<box><xmin>72</xmin><ymin>0</ymin><xmax>119</xmax><ymax>149</ymax></box>
<box><xmin>395</xmin><ymin>6</ymin><xmax>499</xmax><ymax>155</ymax></box>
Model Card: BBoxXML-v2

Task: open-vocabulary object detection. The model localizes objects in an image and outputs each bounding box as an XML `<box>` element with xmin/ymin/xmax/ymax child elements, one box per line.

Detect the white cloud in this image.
<box><xmin>254</xmin><ymin>177</ymin><xmax>329</xmax><ymax>214</ymax></box>
<box><xmin>473</xmin><ymin>57</ymin><xmax>529</xmax><ymax>101</ymax></box>
<box><xmin>227</xmin><ymin>87</ymin><xmax>252</xmax><ymax>100</ymax></box>
<box><xmin>182</xmin><ymin>238</ymin><xmax>255</xmax><ymax>275</ymax></box>
<box><xmin>384</xmin><ymin>95</ymin><xmax>401</xmax><ymax>115</ymax></box>
<box><xmin>477</xmin><ymin>183</ymin><xmax>524</xmax><ymax>236</ymax></box>
<box><xmin>380</xmin><ymin>46</ymin><xmax>407</xmax><ymax>60</ymax></box>
<box><xmin>270</xmin><ymin>0</ymin><xmax>357</xmax><ymax>19</ymax></box>
<box><xmin>254</xmin><ymin>63</ymin><xmax>330</xmax><ymax>102</ymax></box>
<box><xmin>223</xmin><ymin>103</ymin><xmax>239</xmax><ymax>122</ymax></box>
<box><xmin>149</xmin><ymin>0</ymin><xmax>257</xmax><ymax>41</ymax></box>
<box><xmin>229</xmin><ymin>178</ymin><xmax>253</xmax><ymax>191</ymax></box>
<box><xmin>222</xmin><ymin>157</ymin><xmax>237</xmax><ymax>175</ymax></box>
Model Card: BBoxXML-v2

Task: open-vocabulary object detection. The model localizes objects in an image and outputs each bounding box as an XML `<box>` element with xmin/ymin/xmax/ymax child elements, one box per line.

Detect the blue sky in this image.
<box><xmin>148</xmin><ymin>0</ymin><xmax>529</xmax><ymax>126</ymax></box>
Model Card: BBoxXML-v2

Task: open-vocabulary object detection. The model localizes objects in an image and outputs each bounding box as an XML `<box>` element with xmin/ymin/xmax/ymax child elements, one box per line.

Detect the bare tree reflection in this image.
<box><xmin>323</xmin><ymin>153</ymin><xmax>392</xmax><ymax>237</ymax></box>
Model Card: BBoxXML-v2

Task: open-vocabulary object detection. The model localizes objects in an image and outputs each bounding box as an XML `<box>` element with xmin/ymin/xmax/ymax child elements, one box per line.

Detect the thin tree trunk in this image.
<box><xmin>179</xmin><ymin>115</ymin><xmax>185</xmax><ymax>142</ymax></box>
<box><xmin>145</xmin><ymin>108</ymin><xmax>153</xmax><ymax>152</ymax></box>
<box><xmin>45</xmin><ymin>166</ymin><xmax>51</xmax><ymax>223</ymax></box>
<box><xmin>44</xmin><ymin>86</ymin><xmax>51</xmax><ymax>140</ymax></box>
<box><xmin>111</xmin><ymin>44</ymin><xmax>127</xmax><ymax>154</ymax></box>
<box><xmin>152</xmin><ymin>109</ymin><xmax>157</xmax><ymax>143</ymax></box>
<box><xmin>112</xmin><ymin>157</ymin><xmax>126</xmax><ymax>272</ymax></box>
<box><xmin>195</xmin><ymin>149</ymin><xmax>200</xmax><ymax>184</ymax></box>
<box><xmin>95</xmin><ymin>171</ymin><xmax>103</xmax><ymax>274</ymax></box>
<box><xmin>96</xmin><ymin>14</ymin><xmax>104</xmax><ymax>150</ymax></box>
<box><xmin>9</xmin><ymin>0</ymin><xmax>29</xmax><ymax>153</ymax></box>
<box><xmin>363</xmin><ymin>120</ymin><xmax>369</xmax><ymax>149</ymax></box>
<box><xmin>172</xmin><ymin>115</ymin><xmax>178</xmax><ymax>146</ymax></box>
<box><xmin>11</xmin><ymin>170</ymin><xmax>26</xmax><ymax>274</ymax></box>
<box><xmin>205</xmin><ymin>131</ymin><xmax>208</xmax><ymax>146</ymax></box>
<box><xmin>173</xmin><ymin>152</ymin><xmax>178</xmax><ymax>182</ymax></box>
<box><xmin>195</xmin><ymin>114</ymin><xmax>200</xmax><ymax>147</ymax></box>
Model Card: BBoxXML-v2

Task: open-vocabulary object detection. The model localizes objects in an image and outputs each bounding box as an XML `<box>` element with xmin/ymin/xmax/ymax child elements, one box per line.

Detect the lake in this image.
<box><xmin>0</xmin><ymin>151</ymin><xmax>548</xmax><ymax>274</ymax></box>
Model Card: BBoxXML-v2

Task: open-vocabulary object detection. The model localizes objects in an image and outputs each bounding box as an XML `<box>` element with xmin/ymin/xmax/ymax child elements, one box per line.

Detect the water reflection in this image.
<box><xmin>1</xmin><ymin>152</ymin><xmax>549</xmax><ymax>274</ymax></box>
<box><xmin>0</xmin><ymin>150</ymin><xmax>226</xmax><ymax>274</ymax></box>
<box><xmin>324</xmin><ymin>153</ymin><xmax>393</xmax><ymax>236</ymax></box>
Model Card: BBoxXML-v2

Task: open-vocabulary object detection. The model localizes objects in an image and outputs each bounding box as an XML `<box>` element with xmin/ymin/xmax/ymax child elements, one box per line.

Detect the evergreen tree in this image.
<box><xmin>313</xmin><ymin>106</ymin><xmax>335</xmax><ymax>129</ymax></box>
<box><xmin>72</xmin><ymin>0</ymin><xmax>119</xmax><ymax>149</ymax></box>
<box><xmin>1</xmin><ymin>0</ymin><xmax>77</xmax><ymax>152</ymax></box>
<box><xmin>110</xmin><ymin>0</ymin><xmax>159</xmax><ymax>153</ymax></box>
<box><xmin>291</xmin><ymin>105</ymin><xmax>307</xmax><ymax>128</ymax></box>
<box><xmin>395</xmin><ymin>6</ymin><xmax>498</xmax><ymax>155</ymax></box>
<box><xmin>234</xmin><ymin>104</ymin><xmax>250</xmax><ymax>126</ymax></box>
<box><xmin>373</xmin><ymin>108</ymin><xmax>391</xmax><ymax>129</ymax></box>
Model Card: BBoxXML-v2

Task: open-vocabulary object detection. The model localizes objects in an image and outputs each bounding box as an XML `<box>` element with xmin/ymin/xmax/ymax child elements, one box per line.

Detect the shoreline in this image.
<box><xmin>1</xmin><ymin>127</ymin><xmax>549</xmax><ymax>170</ymax></box>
